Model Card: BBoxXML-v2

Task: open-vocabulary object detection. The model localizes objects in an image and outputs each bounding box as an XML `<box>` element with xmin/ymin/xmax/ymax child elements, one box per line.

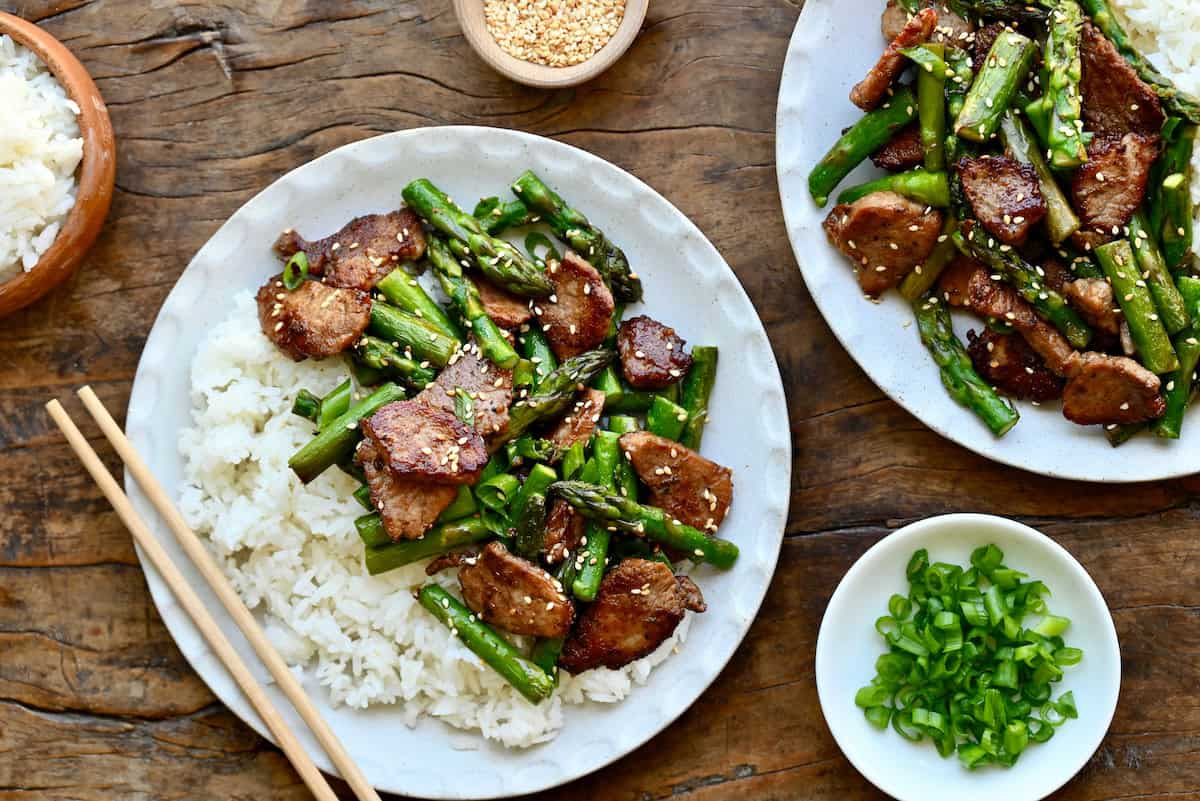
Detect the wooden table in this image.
<box><xmin>2</xmin><ymin>1</ymin><xmax>1197</xmax><ymax>798</ymax></box>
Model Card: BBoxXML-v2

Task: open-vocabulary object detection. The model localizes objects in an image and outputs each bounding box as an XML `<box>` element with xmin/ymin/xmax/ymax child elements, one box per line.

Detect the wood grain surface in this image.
<box><xmin>0</xmin><ymin>1</ymin><xmax>1196</xmax><ymax>799</ymax></box>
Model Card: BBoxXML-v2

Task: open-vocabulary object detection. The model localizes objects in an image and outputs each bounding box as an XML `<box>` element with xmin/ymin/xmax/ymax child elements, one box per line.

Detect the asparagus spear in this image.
<box><xmin>1154</xmin><ymin>123</ymin><xmax>1196</xmax><ymax>270</ymax></box>
<box><xmin>520</xmin><ymin>328</ymin><xmax>558</xmax><ymax>386</ymax></box>
<box><xmin>837</xmin><ymin>170</ymin><xmax>950</xmax><ymax>207</ymax></box>
<box><xmin>513</xmin><ymin>492</ymin><xmax>549</xmax><ymax>560</ymax></box>
<box><xmin>915</xmin><ymin>43</ymin><xmax>947</xmax><ymax>172</ymax></box>
<box><xmin>1178</xmin><ymin>275</ymin><xmax>1200</xmax><ymax>320</ymax></box>
<box><xmin>509</xmin><ymin>171</ymin><xmax>643</xmax><ymax>303</ymax></box>
<box><xmin>292</xmin><ymin>389</ymin><xmax>321</xmax><ymax>424</ymax></box>
<box><xmin>955</xmin><ymin>30</ymin><xmax>1038</xmax><ymax>143</ymax></box>
<box><xmin>318</xmin><ymin>380</ymin><xmax>353</xmax><ymax>429</ymax></box>
<box><xmin>1041</xmin><ymin>0</ymin><xmax>1089</xmax><ymax>168</ymax></box>
<box><xmin>957</xmin><ymin>0</ymin><xmax>1049</xmax><ymax>24</ymax></box>
<box><xmin>355</xmin><ymin>336</ymin><xmax>438</xmax><ymax>388</ymax></box>
<box><xmin>359</xmin><ymin>507</ymin><xmax>486</xmax><ymax>562</ymax></box>
<box><xmin>945</xmin><ymin>47</ymin><xmax>974</xmax><ymax>122</ymax></box>
<box><xmin>1104</xmin><ymin>422</ymin><xmax>1145</xmax><ymax>447</ymax></box>
<box><xmin>1151</xmin><ymin>329</ymin><xmax>1200</xmax><ymax>439</ymax></box>
<box><xmin>473</xmin><ymin>196</ymin><xmax>535</xmax><ymax>235</ymax></box>
<box><xmin>913</xmin><ymin>296</ymin><xmax>1021</xmax><ymax>436</ymax></box>
<box><xmin>426</xmin><ymin>235</ymin><xmax>520</xmax><ymax>369</ymax></box>
<box><xmin>1078</xmin><ymin>0</ymin><xmax>1200</xmax><ymax>122</ymax></box>
<box><xmin>503</xmin><ymin>349</ymin><xmax>616</xmax><ymax>442</ymax></box>
<box><xmin>900</xmin><ymin>217</ymin><xmax>959</xmax><ymax>301</ymax></box>
<box><xmin>1095</xmin><ymin>240</ymin><xmax>1179</xmax><ymax>373</ymax></box>
<box><xmin>999</xmin><ymin>111</ymin><xmax>1081</xmax><ymax>244</ymax></box>
<box><xmin>288</xmin><ymin>383</ymin><xmax>407</xmax><ymax>483</ymax></box>
<box><xmin>549</xmin><ymin>481</ymin><xmax>739</xmax><ymax>569</ymax></box>
<box><xmin>572</xmin><ymin>431</ymin><xmax>620</xmax><ymax>601</ymax></box>
<box><xmin>368</xmin><ymin>301</ymin><xmax>459</xmax><ymax>368</ymax></box>
<box><xmin>402</xmin><ymin>179</ymin><xmax>553</xmax><ymax>297</ymax></box>
<box><xmin>418</xmin><ymin>584</ymin><xmax>555</xmax><ymax>703</ymax></box>
<box><xmin>957</xmin><ymin>225</ymin><xmax>1093</xmax><ymax>349</ymax></box>
<box><xmin>809</xmin><ymin>86</ymin><xmax>919</xmax><ymax>207</ymax></box>
<box><xmin>353</xmin><ymin>484</ymin><xmax>373</xmax><ymax>512</ymax></box>
<box><xmin>1129</xmin><ymin>211</ymin><xmax>1190</xmax><ymax>335</ymax></box>
<box><xmin>646</xmin><ymin>395</ymin><xmax>689</xmax><ymax>441</ymax></box>
<box><xmin>679</xmin><ymin>346</ymin><xmax>718</xmax><ymax>450</ymax></box>
<box><xmin>375</xmin><ymin>270</ymin><xmax>463</xmax><ymax>341</ymax></box>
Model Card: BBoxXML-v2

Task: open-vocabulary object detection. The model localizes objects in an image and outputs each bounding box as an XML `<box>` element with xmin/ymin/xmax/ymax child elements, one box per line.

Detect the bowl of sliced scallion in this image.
<box><xmin>816</xmin><ymin>514</ymin><xmax>1120</xmax><ymax>801</ymax></box>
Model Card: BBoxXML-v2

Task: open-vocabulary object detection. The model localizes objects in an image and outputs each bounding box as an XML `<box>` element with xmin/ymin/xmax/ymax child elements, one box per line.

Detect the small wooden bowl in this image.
<box><xmin>0</xmin><ymin>12</ymin><xmax>116</xmax><ymax>318</ymax></box>
<box><xmin>453</xmin><ymin>0</ymin><xmax>649</xmax><ymax>89</ymax></box>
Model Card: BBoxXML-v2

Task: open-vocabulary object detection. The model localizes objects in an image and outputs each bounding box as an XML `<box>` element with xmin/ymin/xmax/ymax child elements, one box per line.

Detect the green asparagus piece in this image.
<box><xmin>505</xmin><ymin>435</ymin><xmax>555</xmax><ymax>466</ymax></box>
<box><xmin>426</xmin><ymin>235</ymin><xmax>520</xmax><ymax>369</ymax></box>
<box><xmin>679</xmin><ymin>346</ymin><xmax>718</xmax><ymax>450</ymax></box>
<box><xmin>318</xmin><ymin>380</ymin><xmax>353</xmax><ymax>429</ymax></box>
<box><xmin>837</xmin><ymin>170</ymin><xmax>950</xmax><ymax>208</ymax></box>
<box><xmin>592</xmin><ymin>365</ymin><xmax>625</xmax><ymax>408</ymax></box>
<box><xmin>549</xmin><ymin>481</ymin><xmax>739</xmax><ymax>569</ymax></box>
<box><xmin>1079</xmin><ymin>0</ymin><xmax>1200</xmax><ymax>122</ymax></box>
<box><xmin>514</xmin><ymin>492</ymin><xmax>549</xmax><ymax>560</ymax></box>
<box><xmin>1152</xmin><ymin>328</ymin><xmax>1200</xmax><ymax>439</ymax></box>
<box><xmin>1041</xmin><ymin>0</ymin><xmax>1089</xmax><ymax>168</ymax></box>
<box><xmin>901</xmin><ymin>217</ymin><xmax>959</xmax><ymax>302</ymax></box>
<box><xmin>957</xmin><ymin>0</ymin><xmax>1049</xmax><ymax>24</ymax></box>
<box><xmin>646</xmin><ymin>395</ymin><xmax>689</xmax><ymax>441</ymax></box>
<box><xmin>913</xmin><ymin>296</ymin><xmax>1020</xmax><ymax>436</ymax></box>
<box><xmin>561</xmin><ymin>440</ymin><xmax>586</xmax><ymax>479</ymax></box>
<box><xmin>573</xmin><ymin>431</ymin><xmax>620</xmax><ymax>601</ymax></box>
<box><xmin>915</xmin><ymin>43</ymin><xmax>947</xmax><ymax>172</ymax></box>
<box><xmin>512</xmin><ymin>358</ymin><xmax>536</xmax><ymax>390</ymax></box>
<box><xmin>364</xmin><ymin>517</ymin><xmax>491</xmax><ymax>574</ymax></box>
<box><xmin>999</xmin><ymin>111</ymin><xmax>1081</xmax><ymax>244</ymax></box>
<box><xmin>957</xmin><ymin>225</ymin><xmax>1093</xmax><ymax>349</ymax></box>
<box><xmin>509</xmin><ymin>171</ymin><xmax>643</xmax><ymax>303</ymax></box>
<box><xmin>1129</xmin><ymin>211</ymin><xmax>1190</xmax><ymax>334</ymax></box>
<box><xmin>945</xmin><ymin>47</ymin><xmax>975</xmax><ymax>122</ymax></box>
<box><xmin>1095</xmin><ymin>240</ymin><xmax>1179</xmax><ymax>373</ymax></box>
<box><xmin>1070</xmin><ymin>254</ymin><xmax>1105</xmax><ymax>280</ymax></box>
<box><xmin>1155</xmin><ymin>123</ymin><xmax>1196</xmax><ymax>270</ymax></box>
<box><xmin>418</xmin><ymin>584</ymin><xmax>555</xmax><ymax>703</ymax></box>
<box><xmin>288</xmin><ymin>383</ymin><xmax>406</xmax><ymax>483</ymax></box>
<box><xmin>1022</xmin><ymin>95</ymin><xmax>1054</xmax><ymax>150</ymax></box>
<box><xmin>510</xmin><ymin>464</ymin><xmax>558</xmax><ymax>533</ymax></box>
<box><xmin>474</xmin><ymin>196</ymin><xmax>535</xmax><ymax>235</ymax></box>
<box><xmin>530</xmin><ymin>636</ymin><xmax>566</xmax><ymax>676</ymax></box>
<box><xmin>441</xmin><ymin>485</ymin><xmax>479</xmax><ymax>523</ymax></box>
<box><xmin>356</xmin><ymin>512</ymin><xmax>391</xmax><ymax>549</ymax></box>
<box><xmin>292</xmin><ymin>389</ymin><xmax>321</xmax><ymax>424</ymax></box>
<box><xmin>609</xmin><ymin>416</ymin><xmax>641</xmax><ymax>502</ymax></box>
<box><xmin>1104</xmin><ymin>422</ymin><xmax>1145</xmax><ymax>446</ymax></box>
<box><xmin>520</xmin><ymin>328</ymin><xmax>558</xmax><ymax>386</ymax></box>
<box><xmin>350</xmin><ymin>360</ymin><xmax>385</xmax><ymax>388</ymax></box>
<box><xmin>476</xmin><ymin>473</ymin><xmax>520</xmax><ymax>516</ymax></box>
<box><xmin>375</xmin><ymin>270</ymin><xmax>464</xmax><ymax>341</ymax></box>
<box><xmin>607</xmin><ymin>385</ymin><xmax>656</xmax><ymax>414</ymax></box>
<box><xmin>402</xmin><ymin>179</ymin><xmax>552</xmax><ymax>297</ymax></box>
<box><xmin>355</xmin><ymin>336</ymin><xmax>438</xmax><ymax>389</ymax></box>
<box><xmin>955</xmin><ymin>30</ymin><xmax>1038</xmax><ymax>143</ymax></box>
<box><xmin>809</xmin><ymin>86</ymin><xmax>918</xmax><ymax>207</ymax></box>
<box><xmin>368</xmin><ymin>301</ymin><xmax>459</xmax><ymax>368</ymax></box>
<box><xmin>353</xmin><ymin>483</ymin><xmax>373</xmax><ymax>512</ymax></box>
<box><xmin>503</xmin><ymin>349</ymin><xmax>616</xmax><ymax>442</ymax></box>
<box><xmin>1178</xmin><ymin>275</ymin><xmax>1200</xmax><ymax>320</ymax></box>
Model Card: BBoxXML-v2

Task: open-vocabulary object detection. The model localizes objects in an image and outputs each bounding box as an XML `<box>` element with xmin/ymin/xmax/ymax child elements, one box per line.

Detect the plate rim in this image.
<box><xmin>124</xmin><ymin>125</ymin><xmax>791</xmax><ymax>797</ymax></box>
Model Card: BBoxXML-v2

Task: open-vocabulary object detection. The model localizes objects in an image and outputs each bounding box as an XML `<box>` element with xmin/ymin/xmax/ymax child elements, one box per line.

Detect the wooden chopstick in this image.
<box><xmin>61</xmin><ymin>388</ymin><xmax>382</xmax><ymax>801</ymax></box>
<box><xmin>46</xmin><ymin>398</ymin><xmax>342</xmax><ymax>801</ymax></box>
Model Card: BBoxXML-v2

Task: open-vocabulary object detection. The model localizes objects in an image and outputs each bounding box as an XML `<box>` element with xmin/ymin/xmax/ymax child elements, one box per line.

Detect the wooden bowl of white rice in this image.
<box><xmin>0</xmin><ymin>12</ymin><xmax>115</xmax><ymax>318</ymax></box>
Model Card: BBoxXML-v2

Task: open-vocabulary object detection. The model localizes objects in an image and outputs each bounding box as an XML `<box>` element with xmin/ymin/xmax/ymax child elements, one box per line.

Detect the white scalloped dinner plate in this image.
<box><xmin>125</xmin><ymin>126</ymin><xmax>789</xmax><ymax>798</ymax></box>
<box><xmin>776</xmin><ymin>0</ymin><xmax>1197</xmax><ymax>482</ymax></box>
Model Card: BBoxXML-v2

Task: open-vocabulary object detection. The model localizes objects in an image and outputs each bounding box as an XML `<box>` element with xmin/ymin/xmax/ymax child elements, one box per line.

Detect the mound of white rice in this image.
<box><xmin>179</xmin><ymin>293</ymin><xmax>689</xmax><ymax>748</ymax></box>
<box><xmin>0</xmin><ymin>34</ymin><xmax>83</xmax><ymax>284</ymax></box>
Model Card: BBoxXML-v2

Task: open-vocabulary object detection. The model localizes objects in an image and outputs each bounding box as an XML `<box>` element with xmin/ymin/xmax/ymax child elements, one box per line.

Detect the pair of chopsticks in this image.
<box><xmin>47</xmin><ymin>387</ymin><xmax>381</xmax><ymax>801</ymax></box>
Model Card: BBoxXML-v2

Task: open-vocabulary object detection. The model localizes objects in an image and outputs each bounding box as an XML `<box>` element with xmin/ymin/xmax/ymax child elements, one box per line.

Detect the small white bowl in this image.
<box><xmin>816</xmin><ymin>514</ymin><xmax>1121</xmax><ymax>801</ymax></box>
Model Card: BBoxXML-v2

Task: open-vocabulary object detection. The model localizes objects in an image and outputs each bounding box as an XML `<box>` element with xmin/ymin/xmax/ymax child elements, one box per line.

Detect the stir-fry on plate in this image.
<box><xmin>125</xmin><ymin>127</ymin><xmax>789</xmax><ymax>798</ymax></box>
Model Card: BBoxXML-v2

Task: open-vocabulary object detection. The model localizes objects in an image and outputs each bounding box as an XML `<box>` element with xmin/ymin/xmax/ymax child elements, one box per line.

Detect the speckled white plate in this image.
<box><xmin>124</xmin><ymin>126</ymin><xmax>790</xmax><ymax>798</ymax></box>
<box><xmin>776</xmin><ymin>0</ymin><xmax>1197</xmax><ymax>482</ymax></box>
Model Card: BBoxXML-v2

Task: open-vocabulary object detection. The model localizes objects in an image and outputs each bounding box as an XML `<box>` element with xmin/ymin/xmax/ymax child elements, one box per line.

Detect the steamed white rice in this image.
<box><xmin>0</xmin><ymin>35</ymin><xmax>83</xmax><ymax>284</ymax></box>
<box><xmin>179</xmin><ymin>293</ymin><xmax>690</xmax><ymax>747</ymax></box>
<box><xmin>1109</xmin><ymin>0</ymin><xmax>1200</xmax><ymax>264</ymax></box>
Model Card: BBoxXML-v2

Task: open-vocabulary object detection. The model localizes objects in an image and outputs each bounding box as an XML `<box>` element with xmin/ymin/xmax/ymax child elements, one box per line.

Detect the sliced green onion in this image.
<box><xmin>282</xmin><ymin>251</ymin><xmax>309</xmax><ymax>290</ymax></box>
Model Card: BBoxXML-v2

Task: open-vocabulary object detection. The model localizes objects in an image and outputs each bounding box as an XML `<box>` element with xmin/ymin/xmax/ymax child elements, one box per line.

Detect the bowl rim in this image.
<box><xmin>815</xmin><ymin>513</ymin><xmax>1122</xmax><ymax>801</ymax></box>
<box><xmin>0</xmin><ymin>12</ymin><xmax>116</xmax><ymax>317</ymax></box>
<box><xmin>452</xmin><ymin>0</ymin><xmax>648</xmax><ymax>89</ymax></box>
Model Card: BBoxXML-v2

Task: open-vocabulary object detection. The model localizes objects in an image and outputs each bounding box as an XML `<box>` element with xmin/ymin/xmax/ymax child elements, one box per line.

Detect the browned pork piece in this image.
<box><xmin>361</xmin><ymin>400</ymin><xmax>487</xmax><ymax>484</ymax></box>
<box><xmin>544</xmin><ymin>499</ymin><xmax>586</xmax><ymax>565</ymax></box>
<box><xmin>1079</xmin><ymin>21</ymin><xmax>1165</xmax><ymax>138</ymax></box>
<box><xmin>823</xmin><ymin>191</ymin><xmax>944</xmax><ymax>296</ymax></box>
<box><xmin>355</xmin><ymin>440</ymin><xmax>457</xmax><ymax>541</ymax></box>
<box><xmin>973</xmin><ymin>22</ymin><xmax>1005</xmax><ymax>66</ymax></box>
<box><xmin>1061</xmin><ymin>352</ymin><xmax>1166</xmax><ymax>425</ymax></box>
<box><xmin>853</xmin><ymin>7</ymin><xmax>938</xmax><ymax>110</ymax></box>
<box><xmin>966</xmin><ymin>329</ymin><xmax>1065</xmax><ymax>402</ymax></box>
<box><xmin>417</xmin><ymin>343</ymin><xmax>513</xmax><ymax>444</ymax></box>
<box><xmin>255</xmin><ymin>275</ymin><xmax>371</xmax><ymax>361</ymax></box>
<box><xmin>274</xmin><ymin>209</ymin><xmax>426</xmax><ymax>291</ymax></box>
<box><xmin>957</xmin><ymin>156</ymin><xmax>1047</xmax><ymax>246</ymax></box>
<box><xmin>534</xmin><ymin>251</ymin><xmax>615</xmax><ymax>360</ymax></box>
<box><xmin>476</xmin><ymin>278</ymin><xmax>533</xmax><ymax>329</ymax></box>
<box><xmin>426</xmin><ymin>542</ymin><xmax>573</xmax><ymax>638</ymax></box>
<box><xmin>546</xmin><ymin>388</ymin><xmax>606</xmax><ymax>452</ymax></box>
<box><xmin>1063</xmin><ymin>277</ymin><xmax>1121</xmax><ymax>335</ymax></box>
<box><xmin>617</xmin><ymin>315</ymin><xmax>694</xmax><ymax>390</ymax></box>
<box><xmin>937</xmin><ymin>257</ymin><xmax>1076</xmax><ymax>375</ymax></box>
<box><xmin>559</xmin><ymin>559</ymin><xmax>706</xmax><ymax>674</ymax></box>
<box><xmin>871</xmin><ymin>123</ymin><xmax>926</xmax><ymax>172</ymax></box>
<box><xmin>619</xmin><ymin>431</ymin><xmax>733</xmax><ymax>533</ymax></box>
<box><xmin>1072</xmin><ymin>133</ymin><xmax>1160</xmax><ymax>250</ymax></box>
<box><xmin>882</xmin><ymin>1</ymin><xmax>971</xmax><ymax>44</ymax></box>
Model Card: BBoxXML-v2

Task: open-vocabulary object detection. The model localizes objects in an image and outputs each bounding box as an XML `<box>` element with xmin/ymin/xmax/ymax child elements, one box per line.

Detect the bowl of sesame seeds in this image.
<box><xmin>455</xmin><ymin>0</ymin><xmax>648</xmax><ymax>89</ymax></box>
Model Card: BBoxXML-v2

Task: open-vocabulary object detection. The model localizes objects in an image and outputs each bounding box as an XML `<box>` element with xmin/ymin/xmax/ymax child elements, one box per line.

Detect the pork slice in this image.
<box><xmin>871</xmin><ymin>123</ymin><xmax>926</xmax><ymax>172</ymax></box>
<box><xmin>535</xmin><ymin>251</ymin><xmax>615</xmax><ymax>360</ymax></box>
<box><xmin>559</xmin><ymin>559</ymin><xmax>705</xmax><ymax>674</ymax></box>
<box><xmin>417</xmin><ymin>342</ymin><xmax>513</xmax><ymax>443</ymax></box>
<box><xmin>1079</xmin><ymin>21</ymin><xmax>1165</xmax><ymax>138</ymax></box>
<box><xmin>619</xmin><ymin>431</ymin><xmax>733</xmax><ymax>534</ymax></box>
<box><xmin>853</xmin><ymin>7</ymin><xmax>938</xmax><ymax>110</ymax></box>
<box><xmin>883</xmin><ymin>1</ymin><xmax>972</xmax><ymax>44</ymax></box>
<box><xmin>1072</xmin><ymin>133</ymin><xmax>1160</xmax><ymax>247</ymax></box>
<box><xmin>617</xmin><ymin>315</ymin><xmax>693</xmax><ymax>390</ymax></box>
<box><xmin>966</xmin><ymin>329</ymin><xmax>1065</xmax><ymax>402</ymax></box>
<box><xmin>1063</xmin><ymin>277</ymin><xmax>1120</xmax><ymax>335</ymax></box>
<box><xmin>361</xmin><ymin>400</ymin><xmax>487</xmax><ymax>484</ymax></box>
<box><xmin>256</xmin><ymin>275</ymin><xmax>371</xmax><ymax>361</ymax></box>
<box><xmin>546</xmin><ymin>388</ymin><xmax>606</xmax><ymax>452</ymax></box>
<box><xmin>274</xmin><ymin>208</ymin><xmax>426</xmax><ymax>291</ymax></box>
<box><xmin>355</xmin><ymin>440</ymin><xmax>457</xmax><ymax>541</ymax></box>
<box><xmin>824</xmin><ymin>191</ymin><xmax>944</xmax><ymax>296</ymax></box>
<box><xmin>1062</xmin><ymin>351</ymin><xmax>1165</xmax><ymax>425</ymax></box>
<box><xmin>957</xmin><ymin>156</ymin><xmax>1047</xmax><ymax>246</ymax></box>
<box><xmin>477</xmin><ymin>278</ymin><xmax>533</xmax><ymax>329</ymax></box>
<box><xmin>544</xmin><ymin>498</ymin><xmax>586</xmax><ymax>565</ymax></box>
